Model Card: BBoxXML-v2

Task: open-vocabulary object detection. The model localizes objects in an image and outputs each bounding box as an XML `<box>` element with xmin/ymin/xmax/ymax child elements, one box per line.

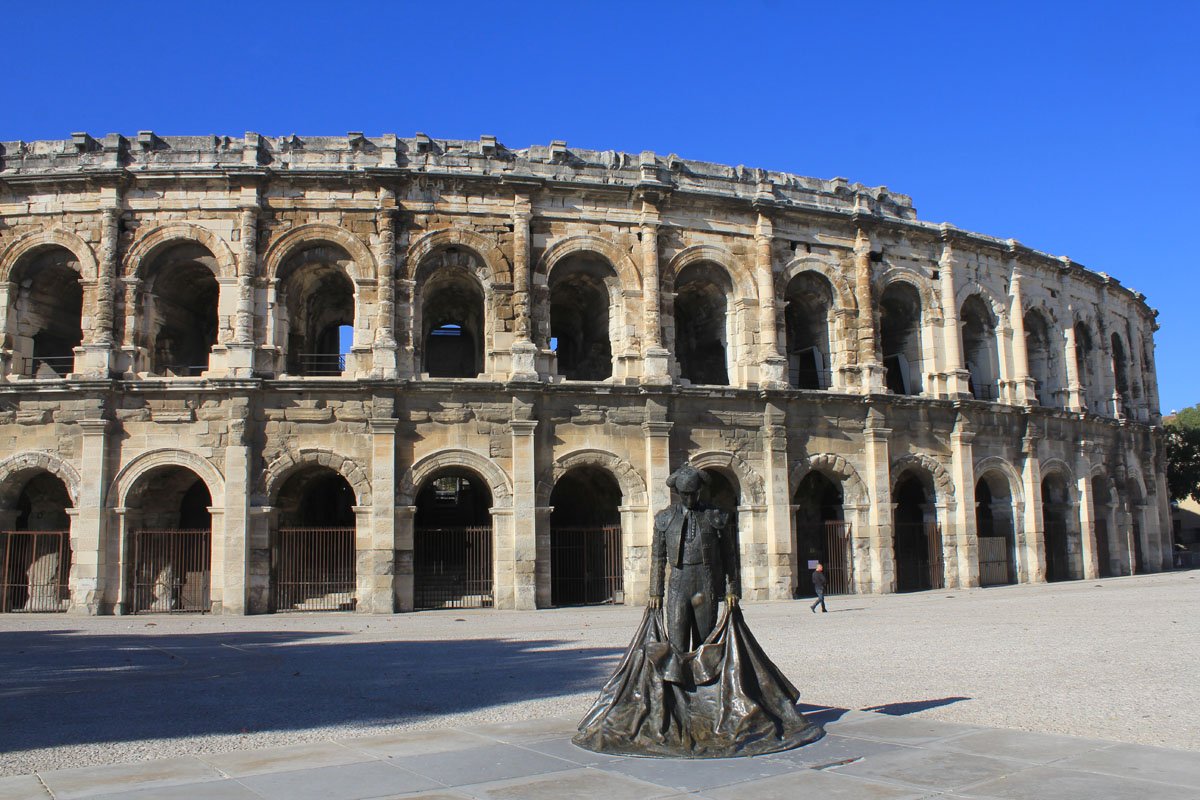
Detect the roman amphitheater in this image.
<box><xmin>0</xmin><ymin>132</ymin><xmax>1169</xmax><ymax>615</ymax></box>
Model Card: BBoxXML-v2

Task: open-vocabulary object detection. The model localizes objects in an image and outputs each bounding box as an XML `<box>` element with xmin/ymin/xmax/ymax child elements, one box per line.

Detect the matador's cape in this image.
<box><xmin>572</xmin><ymin>605</ymin><xmax>824</xmax><ymax>758</ymax></box>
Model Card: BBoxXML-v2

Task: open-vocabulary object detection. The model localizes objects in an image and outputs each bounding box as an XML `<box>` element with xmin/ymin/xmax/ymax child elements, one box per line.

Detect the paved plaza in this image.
<box><xmin>0</xmin><ymin>572</ymin><xmax>1197</xmax><ymax>798</ymax></box>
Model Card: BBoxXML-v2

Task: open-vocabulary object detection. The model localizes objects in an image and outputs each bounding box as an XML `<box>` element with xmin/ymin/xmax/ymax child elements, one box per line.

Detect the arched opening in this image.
<box><xmin>0</xmin><ymin>471</ymin><xmax>72</xmax><ymax>612</ymax></box>
<box><xmin>8</xmin><ymin>246</ymin><xmax>83</xmax><ymax>378</ymax></box>
<box><xmin>879</xmin><ymin>282</ymin><xmax>923</xmax><ymax>396</ymax></box>
<box><xmin>961</xmin><ymin>295</ymin><xmax>1000</xmax><ymax>401</ymax></box>
<box><xmin>1074</xmin><ymin>322</ymin><xmax>1097</xmax><ymax>413</ymax></box>
<box><xmin>1091</xmin><ymin>476</ymin><xmax>1114</xmax><ymax>578</ymax></box>
<box><xmin>698</xmin><ymin>466</ymin><xmax>742</xmax><ymax>587</ymax></box>
<box><xmin>892</xmin><ymin>472</ymin><xmax>943</xmax><ymax>592</ymax></box>
<box><xmin>976</xmin><ymin>473</ymin><xmax>1016</xmax><ymax>586</ymax></box>
<box><xmin>414</xmin><ymin>469</ymin><xmax>493</xmax><ymax>609</ymax></box>
<box><xmin>793</xmin><ymin>471</ymin><xmax>850</xmax><ymax>597</ymax></box>
<box><xmin>673</xmin><ymin>262</ymin><xmax>732</xmax><ymax>386</ymax></box>
<box><xmin>549</xmin><ymin>253</ymin><xmax>615</xmax><ymax>381</ymax></box>
<box><xmin>272</xmin><ymin>467</ymin><xmax>356</xmax><ymax>611</ymax></box>
<box><xmin>142</xmin><ymin>243</ymin><xmax>220</xmax><ymax>376</ymax></box>
<box><xmin>1024</xmin><ymin>309</ymin><xmax>1062</xmax><ymax>407</ymax></box>
<box><xmin>784</xmin><ymin>272</ymin><xmax>833</xmax><ymax>390</ymax></box>
<box><xmin>420</xmin><ymin>264</ymin><xmax>485</xmax><ymax>378</ymax></box>
<box><xmin>1041</xmin><ymin>473</ymin><xmax>1078</xmax><ymax>582</ymax></box>
<box><xmin>1125</xmin><ymin>478</ymin><xmax>1147</xmax><ymax>575</ymax></box>
<box><xmin>550</xmin><ymin>466</ymin><xmax>623</xmax><ymax>606</ymax></box>
<box><xmin>1111</xmin><ymin>333</ymin><xmax>1131</xmax><ymax>417</ymax></box>
<box><xmin>277</xmin><ymin>243</ymin><xmax>355</xmax><ymax>376</ymax></box>
<box><xmin>124</xmin><ymin>466</ymin><xmax>213</xmax><ymax>613</ymax></box>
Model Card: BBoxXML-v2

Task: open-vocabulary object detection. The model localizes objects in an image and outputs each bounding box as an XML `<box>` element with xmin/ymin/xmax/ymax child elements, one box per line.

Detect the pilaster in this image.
<box><xmin>213</xmin><ymin>408</ymin><xmax>251</xmax><ymax>614</ymax></box>
<box><xmin>1076</xmin><ymin>441</ymin><xmax>1098</xmax><ymax>579</ymax></box>
<box><xmin>1019</xmin><ymin>428</ymin><xmax>1045</xmax><ymax>582</ymax></box>
<box><xmin>950</xmin><ymin>411</ymin><xmax>978</xmax><ymax>588</ymax></box>
<box><xmin>1009</xmin><ymin>266</ymin><xmax>1037</xmax><ymax>405</ymax></box>
<box><xmin>854</xmin><ymin>225</ymin><xmax>885</xmax><ymax>393</ymax></box>
<box><xmin>755</xmin><ymin>213</ymin><xmax>787</xmax><ymax>388</ymax></box>
<box><xmin>359</xmin><ymin>416</ymin><xmax>398</xmax><ymax>612</ymax></box>
<box><xmin>371</xmin><ymin>190</ymin><xmax>400</xmax><ymax>378</ymax></box>
<box><xmin>862</xmin><ymin>406</ymin><xmax>892</xmax><ymax>592</ymax></box>
<box><xmin>510</xmin><ymin>414</ymin><xmax>539</xmax><ymax>609</ymax></box>
<box><xmin>939</xmin><ymin>232</ymin><xmax>970</xmax><ymax>398</ymax></box>
<box><xmin>640</xmin><ymin>202</ymin><xmax>671</xmax><ymax>383</ymax></box>
<box><xmin>509</xmin><ymin>193</ymin><xmax>538</xmax><ymax>381</ymax></box>
<box><xmin>761</xmin><ymin>402</ymin><xmax>792</xmax><ymax>599</ymax></box>
<box><xmin>69</xmin><ymin>418</ymin><xmax>111</xmax><ymax>614</ymax></box>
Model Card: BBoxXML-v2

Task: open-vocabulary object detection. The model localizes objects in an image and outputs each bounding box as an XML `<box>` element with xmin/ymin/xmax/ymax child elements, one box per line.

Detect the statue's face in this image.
<box><xmin>679</xmin><ymin>488</ymin><xmax>700</xmax><ymax>509</ymax></box>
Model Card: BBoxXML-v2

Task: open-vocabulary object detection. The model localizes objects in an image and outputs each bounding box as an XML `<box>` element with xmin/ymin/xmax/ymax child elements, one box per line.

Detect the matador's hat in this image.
<box><xmin>666</xmin><ymin>464</ymin><xmax>711</xmax><ymax>493</ymax></box>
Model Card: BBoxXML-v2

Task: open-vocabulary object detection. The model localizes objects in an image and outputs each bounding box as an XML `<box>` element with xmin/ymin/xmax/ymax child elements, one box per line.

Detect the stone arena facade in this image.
<box><xmin>0</xmin><ymin>131</ymin><xmax>1170</xmax><ymax>615</ymax></box>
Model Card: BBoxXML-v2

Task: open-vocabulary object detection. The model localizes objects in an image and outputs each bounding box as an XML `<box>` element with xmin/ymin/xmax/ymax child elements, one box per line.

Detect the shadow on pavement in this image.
<box><xmin>0</xmin><ymin>628</ymin><xmax>622</xmax><ymax>753</ymax></box>
<box><xmin>862</xmin><ymin>697</ymin><xmax>971</xmax><ymax>715</ymax></box>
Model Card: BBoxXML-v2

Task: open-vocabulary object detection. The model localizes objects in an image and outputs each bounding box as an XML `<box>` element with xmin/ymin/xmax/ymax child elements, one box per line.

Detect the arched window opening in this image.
<box><xmin>414</xmin><ymin>469</ymin><xmax>493</xmax><ymax>609</ymax></box>
<box><xmin>549</xmin><ymin>254</ymin><xmax>615</xmax><ymax>381</ymax></box>
<box><xmin>879</xmin><ymin>283</ymin><xmax>923</xmax><ymax>396</ymax></box>
<box><xmin>1024</xmin><ymin>310</ymin><xmax>1062</xmax><ymax>407</ymax></box>
<box><xmin>10</xmin><ymin>247</ymin><xmax>83</xmax><ymax>378</ymax></box>
<box><xmin>421</xmin><ymin>269</ymin><xmax>484</xmax><ymax>378</ymax></box>
<box><xmin>1091</xmin><ymin>476</ymin><xmax>1115</xmax><ymax>578</ymax></box>
<box><xmin>1111</xmin><ymin>333</ymin><xmax>1131</xmax><ymax>417</ymax></box>
<box><xmin>279</xmin><ymin>246</ymin><xmax>355</xmax><ymax>376</ymax></box>
<box><xmin>961</xmin><ymin>295</ymin><xmax>1000</xmax><ymax>401</ymax></box>
<box><xmin>1041</xmin><ymin>473</ymin><xmax>1079</xmax><ymax>581</ymax></box>
<box><xmin>125</xmin><ymin>467</ymin><xmax>213</xmax><ymax>613</ymax></box>
<box><xmin>0</xmin><ymin>472</ymin><xmax>72</xmax><ymax>612</ymax></box>
<box><xmin>144</xmin><ymin>243</ymin><xmax>219</xmax><ymax>377</ymax></box>
<box><xmin>673</xmin><ymin>263</ymin><xmax>731</xmax><ymax>386</ymax></box>
<box><xmin>273</xmin><ymin>467</ymin><xmax>356</xmax><ymax>611</ymax></box>
<box><xmin>976</xmin><ymin>473</ymin><xmax>1016</xmax><ymax>586</ymax></box>
<box><xmin>784</xmin><ymin>272</ymin><xmax>833</xmax><ymax>390</ymax></box>
<box><xmin>892</xmin><ymin>472</ymin><xmax>942</xmax><ymax>592</ymax></box>
<box><xmin>1073</xmin><ymin>322</ymin><xmax>1096</xmax><ymax>413</ymax></box>
<box><xmin>793</xmin><ymin>471</ymin><xmax>851</xmax><ymax>597</ymax></box>
<box><xmin>550</xmin><ymin>466</ymin><xmax>623</xmax><ymax>606</ymax></box>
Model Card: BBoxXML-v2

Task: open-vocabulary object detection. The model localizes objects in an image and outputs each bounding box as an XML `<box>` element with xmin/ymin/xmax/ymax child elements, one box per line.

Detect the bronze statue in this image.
<box><xmin>573</xmin><ymin>463</ymin><xmax>824</xmax><ymax>758</ymax></box>
<box><xmin>649</xmin><ymin>465</ymin><xmax>739</xmax><ymax>650</ymax></box>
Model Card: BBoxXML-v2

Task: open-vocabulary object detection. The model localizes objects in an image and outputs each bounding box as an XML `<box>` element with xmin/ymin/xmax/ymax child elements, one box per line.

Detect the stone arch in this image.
<box><xmin>538</xmin><ymin>235</ymin><xmax>642</xmax><ymax>293</ymax></box>
<box><xmin>1039</xmin><ymin>458</ymin><xmax>1076</xmax><ymax>485</ymax></box>
<box><xmin>535</xmin><ymin>449</ymin><xmax>648</xmax><ymax>508</ymax></box>
<box><xmin>956</xmin><ymin>281</ymin><xmax>1009</xmax><ymax>327</ymax></box>
<box><xmin>972</xmin><ymin>456</ymin><xmax>1025</xmax><ymax>508</ymax></box>
<box><xmin>107</xmin><ymin>449</ymin><xmax>225</xmax><ymax>509</ymax></box>
<box><xmin>789</xmin><ymin>454</ymin><xmax>870</xmax><ymax>507</ymax></box>
<box><xmin>399</xmin><ymin>448</ymin><xmax>512</xmax><ymax>507</ymax></box>
<box><xmin>261</xmin><ymin>447</ymin><xmax>372</xmax><ymax>507</ymax></box>
<box><xmin>0</xmin><ymin>227</ymin><xmax>98</xmax><ymax>283</ymax></box>
<box><xmin>890</xmin><ymin>453</ymin><xmax>955</xmax><ymax>506</ymax></box>
<box><xmin>263</xmin><ymin>223</ymin><xmax>377</xmax><ymax>282</ymax></box>
<box><xmin>778</xmin><ymin>256</ymin><xmax>857</xmax><ymax>313</ymax></box>
<box><xmin>0</xmin><ymin>451</ymin><xmax>83</xmax><ymax>507</ymax></box>
<box><xmin>123</xmin><ymin>223</ymin><xmax>237</xmax><ymax>281</ymax></box>
<box><xmin>877</xmin><ymin>267</ymin><xmax>942</xmax><ymax>322</ymax></box>
<box><xmin>665</xmin><ymin>244</ymin><xmax>756</xmax><ymax>300</ymax></box>
<box><xmin>406</xmin><ymin>227</ymin><xmax>511</xmax><ymax>285</ymax></box>
<box><xmin>689</xmin><ymin>450</ymin><xmax>766</xmax><ymax>506</ymax></box>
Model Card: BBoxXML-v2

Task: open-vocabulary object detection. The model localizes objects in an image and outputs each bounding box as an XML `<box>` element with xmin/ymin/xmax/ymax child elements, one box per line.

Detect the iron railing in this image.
<box><xmin>1</xmin><ymin>531</ymin><xmax>71</xmax><ymax>612</ymax></box>
<box><xmin>273</xmin><ymin>528</ymin><xmax>356</xmax><ymax>611</ymax></box>
<box><xmin>550</xmin><ymin>524</ymin><xmax>623</xmax><ymax>606</ymax></box>
<box><xmin>894</xmin><ymin>522</ymin><xmax>944</xmax><ymax>592</ymax></box>
<box><xmin>978</xmin><ymin>536</ymin><xmax>1015</xmax><ymax>586</ymax></box>
<box><xmin>790</xmin><ymin>369</ymin><xmax>833</xmax><ymax>391</ymax></box>
<box><xmin>157</xmin><ymin>364</ymin><xmax>207</xmax><ymax>377</ymax></box>
<box><xmin>1043</xmin><ymin>519</ymin><xmax>1072</xmax><ymax>581</ymax></box>
<box><xmin>21</xmin><ymin>357</ymin><xmax>75</xmax><ymax>379</ymax></box>
<box><xmin>970</xmin><ymin>380</ymin><xmax>1000</xmax><ymax>401</ymax></box>
<box><xmin>295</xmin><ymin>353</ymin><xmax>346</xmax><ymax>376</ymax></box>
<box><xmin>133</xmin><ymin>529</ymin><xmax>211</xmax><ymax>613</ymax></box>
<box><xmin>414</xmin><ymin>526</ymin><xmax>493</xmax><ymax>609</ymax></box>
<box><xmin>795</xmin><ymin>521</ymin><xmax>853</xmax><ymax>596</ymax></box>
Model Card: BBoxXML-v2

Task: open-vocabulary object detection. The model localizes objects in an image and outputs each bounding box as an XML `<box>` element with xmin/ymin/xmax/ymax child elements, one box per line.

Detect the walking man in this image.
<box><xmin>810</xmin><ymin>562</ymin><xmax>827</xmax><ymax>613</ymax></box>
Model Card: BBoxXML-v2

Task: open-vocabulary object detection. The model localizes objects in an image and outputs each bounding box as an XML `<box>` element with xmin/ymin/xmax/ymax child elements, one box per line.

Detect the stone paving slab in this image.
<box><xmin>6</xmin><ymin>711</ymin><xmax>1199</xmax><ymax>799</ymax></box>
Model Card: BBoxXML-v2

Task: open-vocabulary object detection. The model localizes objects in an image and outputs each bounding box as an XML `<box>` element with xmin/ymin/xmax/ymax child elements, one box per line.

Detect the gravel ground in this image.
<box><xmin>1</xmin><ymin>570</ymin><xmax>1196</xmax><ymax>776</ymax></box>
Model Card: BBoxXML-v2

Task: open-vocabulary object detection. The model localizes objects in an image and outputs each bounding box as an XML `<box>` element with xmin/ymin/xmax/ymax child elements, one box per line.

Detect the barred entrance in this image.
<box><xmin>894</xmin><ymin>522</ymin><xmax>945</xmax><ymax>592</ymax></box>
<box><xmin>1</xmin><ymin>531</ymin><xmax>70</xmax><ymax>612</ymax></box>
<box><xmin>1042</xmin><ymin>473</ymin><xmax>1076</xmax><ymax>582</ymax></box>
<box><xmin>976</xmin><ymin>475</ymin><xmax>1016</xmax><ymax>587</ymax></box>
<box><xmin>1044</xmin><ymin>519</ymin><xmax>1071</xmax><ymax>581</ymax></box>
<box><xmin>978</xmin><ymin>535</ymin><xmax>1013</xmax><ymax>586</ymax></box>
<box><xmin>133</xmin><ymin>529</ymin><xmax>211</xmax><ymax>613</ymax></box>
<box><xmin>273</xmin><ymin>528</ymin><xmax>356</xmax><ymax>611</ymax></box>
<box><xmin>550</xmin><ymin>466</ymin><xmax>624</xmax><ymax>606</ymax></box>
<box><xmin>795</xmin><ymin>522</ymin><xmax>853</xmax><ymax>595</ymax></box>
<box><xmin>414</xmin><ymin>471</ymin><xmax>494</xmax><ymax>610</ymax></box>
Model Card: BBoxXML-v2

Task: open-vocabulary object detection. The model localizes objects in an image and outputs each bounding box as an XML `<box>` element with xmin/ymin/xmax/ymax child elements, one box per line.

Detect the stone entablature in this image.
<box><xmin>0</xmin><ymin>133</ymin><xmax>1170</xmax><ymax>615</ymax></box>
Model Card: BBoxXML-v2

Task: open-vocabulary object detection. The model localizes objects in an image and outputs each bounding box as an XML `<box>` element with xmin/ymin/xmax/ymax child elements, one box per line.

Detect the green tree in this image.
<box><xmin>1166</xmin><ymin>404</ymin><xmax>1200</xmax><ymax>502</ymax></box>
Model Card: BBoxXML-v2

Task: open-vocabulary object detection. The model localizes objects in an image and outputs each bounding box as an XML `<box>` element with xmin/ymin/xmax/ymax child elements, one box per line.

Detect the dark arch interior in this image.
<box><xmin>879</xmin><ymin>282</ymin><xmax>922</xmax><ymax>395</ymax></box>
<box><xmin>145</xmin><ymin>243</ymin><xmax>220</xmax><ymax>376</ymax></box>
<box><xmin>280</xmin><ymin>247</ymin><xmax>355</xmax><ymax>376</ymax></box>
<box><xmin>12</xmin><ymin>247</ymin><xmax>83</xmax><ymax>377</ymax></box>
<box><xmin>414</xmin><ymin>469</ymin><xmax>493</xmax><ymax>609</ymax></box>
<box><xmin>1111</xmin><ymin>333</ymin><xmax>1130</xmax><ymax>413</ymax></box>
<box><xmin>550</xmin><ymin>466</ymin><xmax>623</xmax><ymax>606</ymax></box>
<box><xmin>975</xmin><ymin>474</ymin><xmax>1016</xmax><ymax>585</ymax></box>
<box><xmin>277</xmin><ymin>468</ymin><xmax>355</xmax><ymax>528</ymax></box>
<box><xmin>1024</xmin><ymin>310</ymin><xmax>1062</xmax><ymax>407</ymax></box>
<box><xmin>674</xmin><ymin>263</ymin><xmax>730</xmax><ymax>386</ymax></box>
<box><xmin>1091</xmin><ymin>475</ymin><xmax>1114</xmax><ymax>578</ymax></box>
<box><xmin>2</xmin><ymin>472</ymin><xmax>73</xmax><ymax>612</ymax></box>
<box><xmin>549</xmin><ymin>255</ymin><xmax>614</xmax><ymax>381</ymax></box>
<box><xmin>273</xmin><ymin>467</ymin><xmax>356</xmax><ymax>612</ymax></box>
<box><xmin>793</xmin><ymin>471</ymin><xmax>846</xmax><ymax>596</ymax></box>
<box><xmin>784</xmin><ymin>272</ymin><xmax>833</xmax><ymax>389</ymax></box>
<box><xmin>124</xmin><ymin>467</ymin><xmax>213</xmax><ymax>613</ymax></box>
<box><xmin>1073</xmin><ymin>323</ymin><xmax>1096</xmax><ymax>411</ymax></box>
<box><xmin>893</xmin><ymin>472</ymin><xmax>938</xmax><ymax>592</ymax></box>
<box><xmin>1041</xmin><ymin>473</ymin><xmax>1075</xmax><ymax>582</ymax></box>
<box><xmin>961</xmin><ymin>295</ymin><xmax>998</xmax><ymax>400</ymax></box>
<box><xmin>421</xmin><ymin>266</ymin><xmax>484</xmax><ymax>379</ymax></box>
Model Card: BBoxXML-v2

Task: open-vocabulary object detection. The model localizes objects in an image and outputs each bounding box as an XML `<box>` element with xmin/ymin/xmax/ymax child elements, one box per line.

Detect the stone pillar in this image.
<box><xmin>949</xmin><ymin>414</ymin><xmax>978</xmax><ymax>588</ymax></box>
<box><xmin>1009</xmin><ymin>268</ymin><xmax>1036</xmax><ymax>405</ymax></box>
<box><xmin>640</xmin><ymin>203</ymin><xmax>671</xmax><ymax>383</ymax></box>
<box><xmin>510</xmin><ymin>195</ymin><xmax>538</xmax><ymax>381</ymax></box>
<box><xmin>939</xmin><ymin>235</ymin><xmax>970</xmax><ymax>398</ymax></box>
<box><xmin>69</xmin><ymin>418</ymin><xmax>111</xmax><ymax>614</ymax></box>
<box><xmin>0</xmin><ymin>283</ymin><xmax>11</xmax><ymax>379</ymax></box>
<box><xmin>225</xmin><ymin>197</ymin><xmax>258</xmax><ymax>377</ymax></box>
<box><xmin>510</xmin><ymin>415</ymin><xmax>539</xmax><ymax>609</ymax></box>
<box><xmin>756</xmin><ymin>213</ymin><xmax>787</xmax><ymax>388</ymax></box>
<box><xmin>79</xmin><ymin>207</ymin><xmax>119</xmax><ymax>376</ymax></box>
<box><xmin>854</xmin><ymin>226</ymin><xmax>885</xmax><ymax>393</ymax></box>
<box><xmin>120</xmin><ymin>277</ymin><xmax>141</xmax><ymax>374</ymax></box>
<box><xmin>359</xmin><ymin>416</ymin><xmax>398</xmax><ymax>612</ymax></box>
<box><xmin>394</xmin><ymin>505</ymin><xmax>416</xmax><ymax>611</ymax></box>
<box><xmin>643</xmin><ymin>405</ymin><xmax>673</xmax><ymax>596</ymax></box>
<box><xmin>1020</xmin><ymin>430</ymin><xmax>1045</xmax><ymax>582</ymax></box>
<box><xmin>1076</xmin><ymin>444</ymin><xmax>1098</xmax><ymax>579</ymax></box>
<box><xmin>862</xmin><ymin>406</ymin><xmax>893</xmax><ymax>592</ymax></box>
<box><xmin>762</xmin><ymin>402</ymin><xmax>792</xmax><ymax>599</ymax></box>
<box><xmin>213</xmin><ymin>409</ymin><xmax>251</xmax><ymax>614</ymax></box>
<box><xmin>111</xmin><ymin>507</ymin><xmax>136</xmax><ymax>614</ymax></box>
<box><xmin>372</xmin><ymin>195</ymin><xmax>400</xmax><ymax>378</ymax></box>
<box><xmin>1064</xmin><ymin>322</ymin><xmax>1084</xmax><ymax>412</ymax></box>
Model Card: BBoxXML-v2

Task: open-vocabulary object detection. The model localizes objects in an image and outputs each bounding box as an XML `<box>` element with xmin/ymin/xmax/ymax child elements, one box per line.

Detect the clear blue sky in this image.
<box><xmin>3</xmin><ymin>1</ymin><xmax>1196</xmax><ymax>413</ymax></box>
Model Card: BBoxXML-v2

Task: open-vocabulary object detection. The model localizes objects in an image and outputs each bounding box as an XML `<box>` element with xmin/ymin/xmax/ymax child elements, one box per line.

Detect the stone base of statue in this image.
<box><xmin>572</xmin><ymin>605</ymin><xmax>824</xmax><ymax>758</ymax></box>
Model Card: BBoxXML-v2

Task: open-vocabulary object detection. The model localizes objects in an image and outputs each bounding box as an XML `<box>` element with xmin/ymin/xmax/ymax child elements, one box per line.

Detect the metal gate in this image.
<box><xmin>414</xmin><ymin>526</ymin><xmax>493</xmax><ymax>609</ymax></box>
<box><xmin>795</xmin><ymin>521</ymin><xmax>853</xmax><ymax>596</ymax></box>
<box><xmin>1</xmin><ymin>531</ymin><xmax>70</xmax><ymax>612</ymax></box>
<box><xmin>133</xmin><ymin>529</ymin><xmax>211</xmax><ymax>613</ymax></box>
<box><xmin>894</xmin><ymin>522</ymin><xmax>944</xmax><ymax>592</ymax></box>
<box><xmin>551</xmin><ymin>525</ymin><xmax>623</xmax><ymax>606</ymax></box>
<box><xmin>1094</xmin><ymin>518</ymin><xmax>1112</xmax><ymax>577</ymax></box>
<box><xmin>273</xmin><ymin>528</ymin><xmax>356</xmax><ymax>612</ymax></box>
<box><xmin>978</xmin><ymin>536</ymin><xmax>1014</xmax><ymax>586</ymax></box>
<box><xmin>1044</xmin><ymin>519</ymin><xmax>1071</xmax><ymax>581</ymax></box>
